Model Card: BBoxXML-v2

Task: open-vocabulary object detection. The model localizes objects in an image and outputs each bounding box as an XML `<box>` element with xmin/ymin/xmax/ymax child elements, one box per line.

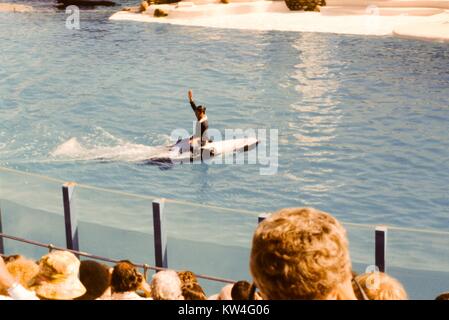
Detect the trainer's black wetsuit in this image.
<box><xmin>190</xmin><ymin>100</ymin><xmax>209</xmax><ymax>146</ymax></box>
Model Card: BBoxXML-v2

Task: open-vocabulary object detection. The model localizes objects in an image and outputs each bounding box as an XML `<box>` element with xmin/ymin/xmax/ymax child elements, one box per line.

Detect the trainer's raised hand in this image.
<box><xmin>188</xmin><ymin>90</ymin><xmax>193</xmax><ymax>102</ymax></box>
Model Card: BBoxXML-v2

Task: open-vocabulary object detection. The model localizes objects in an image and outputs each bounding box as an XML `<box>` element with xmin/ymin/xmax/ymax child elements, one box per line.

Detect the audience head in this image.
<box><xmin>76</xmin><ymin>260</ymin><xmax>111</xmax><ymax>300</ymax></box>
<box><xmin>0</xmin><ymin>255</ymin><xmax>39</xmax><ymax>296</ymax></box>
<box><xmin>178</xmin><ymin>270</ymin><xmax>206</xmax><ymax>300</ymax></box>
<box><xmin>180</xmin><ymin>282</ymin><xmax>207</xmax><ymax>300</ymax></box>
<box><xmin>111</xmin><ymin>260</ymin><xmax>143</xmax><ymax>294</ymax></box>
<box><xmin>178</xmin><ymin>270</ymin><xmax>197</xmax><ymax>284</ymax></box>
<box><xmin>353</xmin><ymin>272</ymin><xmax>407</xmax><ymax>300</ymax></box>
<box><xmin>151</xmin><ymin>270</ymin><xmax>184</xmax><ymax>300</ymax></box>
<box><xmin>231</xmin><ymin>280</ymin><xmax>252</xmax><ymax>300</ymax></box>
<box><xmin>250</xmin><ymin>207</ymin><xmax>354</xmax><ymax>300</ymax></box>
<box><xmin>435</xmin><ymin>292</ymin><xmax>449</xmax><ymax>300</ymax></box>
<box><xmin>29</xmin><ymin>250</ymin><xmax>86</xmax><ymax>300</ymax></box>
<box><xmin>3</xmin><ymin>255</ymin><xmax>21</xmax><ymax>264</ymax></box>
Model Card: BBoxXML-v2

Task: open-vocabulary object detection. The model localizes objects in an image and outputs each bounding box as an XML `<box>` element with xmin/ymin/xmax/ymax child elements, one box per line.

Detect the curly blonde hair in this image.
<box><xmin>0</xmin><ymin>256</ymin><xmax>39</xmax><ymax>296</ymax></box>
<box><xmin>250</xmin><ymin>207</ymin><xmax>352</xmax><ymax>300</ymax></box>
<box><xmin>177</xmin><ymin>271</ymin><xmax>207</xmax><ymax>300</ymax></box>
<box><xmin>354</xmin><ymin>272</ymin><xmax>408</xmax><ymax>300</ymax></box>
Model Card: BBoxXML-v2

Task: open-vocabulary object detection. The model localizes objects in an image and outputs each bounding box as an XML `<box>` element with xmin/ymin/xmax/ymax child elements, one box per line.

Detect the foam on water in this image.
<box><xmin>50</xmin><ymin>137</ymin><xmax>172</xmax><ymax>162</ymax></box>
<box><xmin>50</xmin><ymin>132</ymin><xmax>171</xmax><ymax>163</ymax></box>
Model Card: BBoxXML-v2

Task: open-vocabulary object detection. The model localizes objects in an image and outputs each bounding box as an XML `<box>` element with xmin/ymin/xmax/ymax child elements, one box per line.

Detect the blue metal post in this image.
<box><xmin>258</xmin><ymin>213</ymin><xmax>269</xmax><ymax>224</ymax></box>
<box><xmin>62</xmin><ymin>182</ymin><xmax>79</xmax><ymax>252</ymax></box>
<box><xmin>0</xmin><ymin>207</ymin><xmax>4</xmax><ymax>255</ymax></box>
<box><xmin>375</xmin><ymin>226</ymin><xmax>387</xmax><ymax>273</ymax></box>
<box><xmin>153</xmin><ymin>199</ymin><xmax>167</xmax><ymax>270</ymax></box>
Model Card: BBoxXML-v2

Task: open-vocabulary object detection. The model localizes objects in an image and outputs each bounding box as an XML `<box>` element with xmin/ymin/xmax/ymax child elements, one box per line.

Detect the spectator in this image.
<box><xmin>250</xmin><ymin>207</ymin><xmax>356</xmax><ymax>300</ymax></box>
<box><xmin>3</xmin><ymin>255</ymin><xmax>21</xmax><ymax>263</ymax></box>
<box><xmin>28</xmin><ymin>250</ymin><xmax>86</xmax><ymax>300</ymax></box>
<box><xmin>76</xmin><ymin>260</ymin><xmax>112</xmax><ymax>300</ymax></box>
<box><xmin>435</xmin><ymin>292</ymin><xmax>449</xmax><ymax>300</ymax></box>
<box><xmin>231</xmin><ymin>280</ymin><xmax>252</xmax><ymax>300</ymax></box>
<box><xmin>151</xmin><ymin>270</ymin><xmax>184</xmax><ymax>300</ymax></box>
<box><xmin>250</xmin><ymin>285</ymin><xmax>264</xmax><ymax>300</ymax></box>
<box><xmin>0</xmin><ymin>255</ymin><xmax>39</xmax><ymax>297</ymax></box>
<box><xmin>353</xmin><ymin>272</ymin><xmax>407</xmax><ymax>300</ymax></box>
<box><xmin>1</xmin><ymin>255</ymin><xmax>37</xmax><ymax>300</ymax></box>
<box><xmin>110</xmin><ymin>260</ymin><xmax>151</xmax><ymax>300</ymax></box>
<box><xmin>178</xmin><ymin>270</ymin><xmax>206</xmax><ymax>300</ymax></box>
<box><xmin>208</xmin><ymin>283</ymin><xmax>233</xmax><ymax>300</ymax></box>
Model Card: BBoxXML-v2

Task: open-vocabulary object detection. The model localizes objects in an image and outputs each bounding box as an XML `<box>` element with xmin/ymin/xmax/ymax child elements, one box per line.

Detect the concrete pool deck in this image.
<box><xmin>109</xmin><ymin>0</ymin><xmax>449</xmax><ymax>42</ymax></box>
<box><xmin>393</xmin><ymin>19</ymin><xmax>449</xmax><ymax>42</ymax></box>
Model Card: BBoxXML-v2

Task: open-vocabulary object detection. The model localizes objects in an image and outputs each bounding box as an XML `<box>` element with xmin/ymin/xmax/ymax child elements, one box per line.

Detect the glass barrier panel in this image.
<box><xmin>0</xmin><ymin>167</ymin><xmax>63</xmax><ymax>215</ymax></box>
<box><xmin>3</xmin><ymin>167</ymin><xmax>449</xmax><ymax>298</ymax></box>
<box><xmin>344</xmin><ymin>223</ymin><xmax>376</xmax><ymax>274</ymax></box>
<box><xmin>386</xmin><ymin>227</ymin><xmax>449</xmax><ymax>300</ymax></box>
<box><xmin>0</xmin><ymin>168</ymin><xmax>65</xmax><ymax>259</ymax></box>
<box><xmin>72</xmin><ymin>185</ymin><xmax>154</xmax><ymax>233</ymax></box>
<box><xmin>72</xmin><ymin>185</ymin><xmax>155</xmax><ymax>264</ymax></box>
<box><xmin>163</xmin><ymin>200</ymin><xmax>257</xmax><ymax>294</ymax></box>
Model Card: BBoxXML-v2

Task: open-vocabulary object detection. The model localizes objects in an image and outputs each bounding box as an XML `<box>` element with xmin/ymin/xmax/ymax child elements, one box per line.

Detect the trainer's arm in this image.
<box><xmin>188</xmin><ymin>90</ymin><xmax>197</xmax><ymax>112</ymax></box>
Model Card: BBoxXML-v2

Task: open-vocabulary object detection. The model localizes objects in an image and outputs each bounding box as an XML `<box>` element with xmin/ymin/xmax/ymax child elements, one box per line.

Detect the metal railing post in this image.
<box><xmin>153</xmin><ymin>199</ymin><xmax>167</xmax><ymax>270</ymax></box>
<box><xmin>0</xmin><ymin>207</ymin><xmax>4</xmax><ymax>255</ymax></box>
<box><xmin>62</xmin><ymin>182</ymin><xmax>79</xmax><ymax>252</ymax></box>
<box><xmin>258</xmin><ymin>213</ymin><xmax>269</xmax><ymax>224</ymax></box>
<box><xmin>375</xmin><ymin>226</ymin><xmax>387</xmax><ymax>273</ymax></box>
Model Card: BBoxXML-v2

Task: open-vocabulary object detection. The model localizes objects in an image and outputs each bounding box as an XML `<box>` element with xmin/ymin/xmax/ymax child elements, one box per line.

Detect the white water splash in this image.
<box><xmin>50</xmin><ymin>135</ymin><xmax>171</xmax><ymax>163</ymax></box>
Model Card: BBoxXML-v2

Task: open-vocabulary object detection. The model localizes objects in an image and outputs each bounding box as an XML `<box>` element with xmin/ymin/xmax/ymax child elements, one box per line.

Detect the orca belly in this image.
<box><xmin>202</xmin><ymin>137</ymin><xmax>259</xmax><ymax>157</ymax></box>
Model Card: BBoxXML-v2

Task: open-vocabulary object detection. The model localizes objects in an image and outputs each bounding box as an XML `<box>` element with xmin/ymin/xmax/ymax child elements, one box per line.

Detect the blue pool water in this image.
<box><xmin>1</xmin><ymin>6</ymin><xmax>449</xmax><ymax>236</ymax></box>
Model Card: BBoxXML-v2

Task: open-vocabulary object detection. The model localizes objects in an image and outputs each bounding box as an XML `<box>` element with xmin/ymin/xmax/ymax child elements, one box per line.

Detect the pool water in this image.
<box><xmin>1</xmin><ymin>8</ymin><xmax>449</xmax><ymax>236</ymax></box>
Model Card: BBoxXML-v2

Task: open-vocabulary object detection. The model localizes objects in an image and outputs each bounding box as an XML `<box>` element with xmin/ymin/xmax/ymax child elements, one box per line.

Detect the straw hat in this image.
<box><xmin>29</xmin><ymin>251</ymin><xmax>86</xmax><ymax>300</ymax></box>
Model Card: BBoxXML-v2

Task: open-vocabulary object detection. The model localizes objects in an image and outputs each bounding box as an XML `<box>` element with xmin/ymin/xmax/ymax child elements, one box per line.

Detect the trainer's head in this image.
<box><xmin>250</xmin><ymin>207</ymin><xmax>354</xmax><ymax>300</ymax></box>
<box><xmin>196</xmin><ymin>105</ymin><xmax>206</xmax><ymax>119</ymax></box>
